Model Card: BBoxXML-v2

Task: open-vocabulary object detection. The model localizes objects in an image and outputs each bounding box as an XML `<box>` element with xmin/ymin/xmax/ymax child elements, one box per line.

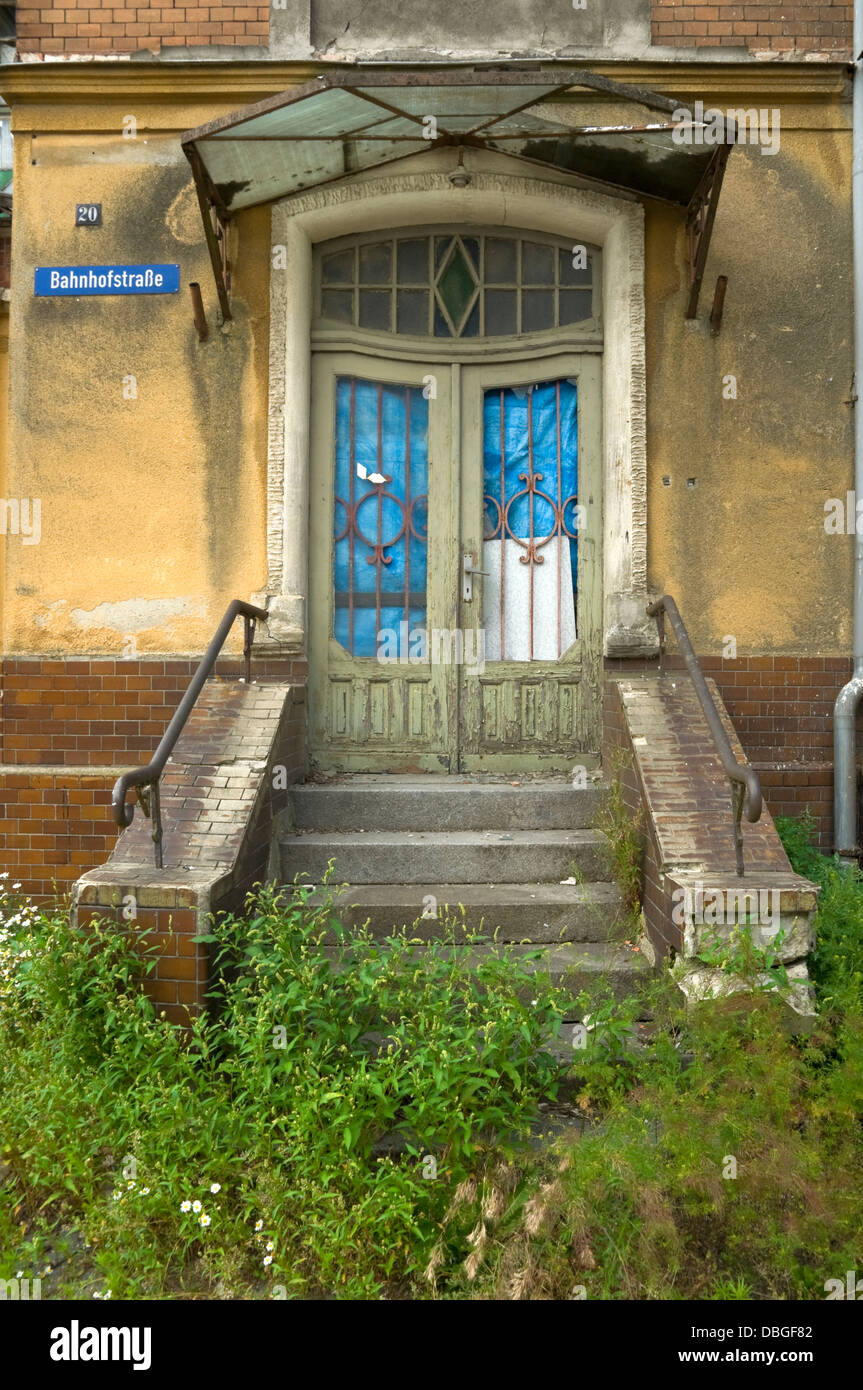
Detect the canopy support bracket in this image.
<box><xmin>187</xmin><ymin>144</ymin><xmax>232</xmax><ymax>322</ymax></box>
<box><xmin>685</xmin><ymin>143</ymin><xmax>731</xmax><ymax>321</ymax></box>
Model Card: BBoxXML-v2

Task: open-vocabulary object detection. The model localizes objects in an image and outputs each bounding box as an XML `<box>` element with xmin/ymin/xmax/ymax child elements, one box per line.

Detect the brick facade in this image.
<box><xmin>16</xmin><ymin>4</ymin><xmax>270</xmax><ymax>56</ymax></box>
<box><xmin>0</xmin><ymin>770</ymin><xmax>115</xmax><ymax>898</ymax></box>
<box><xmin>0</xmin><ymin>654</ymin><xmax>307</xmax><ymax>900</ymax></box>
<box><xmin>0</xmin><ymin>654</ymin><xmax>306</xmax><ymax>766</ymax></box>
<box><xmin>12</xmin><ymin>3</ymin><xmax>855</xmax><ymax>58</ymax></box>
<box><xmin>0</xmin><ymin>651</ymin><xmax>853</xmax><ymax>901</ymax></box>
<box><xmin>651</xmin><ymin>1</ymin><xmax>852</xmax><ymax>55</ymax></box>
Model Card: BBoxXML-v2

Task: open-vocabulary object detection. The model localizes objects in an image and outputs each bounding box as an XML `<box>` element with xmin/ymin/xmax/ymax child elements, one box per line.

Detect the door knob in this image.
<box><xmin>462</xmin><ymin>551</ymin><xmax>489</xmax><ymax>602</ymax></box>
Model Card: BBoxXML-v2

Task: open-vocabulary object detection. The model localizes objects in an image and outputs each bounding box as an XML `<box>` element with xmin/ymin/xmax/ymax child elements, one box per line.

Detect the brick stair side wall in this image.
<box><xmin>0</xmin><ymin>654</ymin><xmax>307</xmax><ymax>902</ymax></box>
<box><xmin>603</xmin><ymin>672</ymin><xmax>818</xmax><ymax>961</ymax></box>
<box><xmin>606</xmin><ymin>654</ymin><xmax>853</xmax><ymax>851</ymax></box>
<box><xmin>73</xmin><ymin>680</ymin><xmax>307</xmax><ymax>1025</ymax></box>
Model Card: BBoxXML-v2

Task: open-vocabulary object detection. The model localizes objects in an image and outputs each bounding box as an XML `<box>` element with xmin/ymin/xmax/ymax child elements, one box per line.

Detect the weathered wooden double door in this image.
<box><xmin>308</xmin><ymin>351</ymin><xmax>602</xmax><ymax>772</ymax></box>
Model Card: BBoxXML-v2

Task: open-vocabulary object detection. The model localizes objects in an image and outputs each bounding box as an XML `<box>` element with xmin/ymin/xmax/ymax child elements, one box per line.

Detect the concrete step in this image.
<box><xmin>493</xmin><ymin>942</ymin><xmax>650</xmax><ymax>1005</ymax></box>
<box><xmin>320</xmin><ymin>940</ymin><xmax>650</xmax><ymax>1005</ymax></box>
<box><xmin>312</xmin><ymin>880</ymin><xmax>624</xmax><ymax>942</ymax></box>
<box><xmin>280</xmin><ymin>828</ymin><xmax>611</xmax><ymax>885</ymax></box>
<box><xmin>291</xmin><ymin>777</ymin><xmax>606</xmax><ymax>832</ymax></box>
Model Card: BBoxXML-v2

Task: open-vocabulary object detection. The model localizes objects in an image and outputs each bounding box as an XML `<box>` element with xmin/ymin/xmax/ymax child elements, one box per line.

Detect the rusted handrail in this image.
<box><xmin>647</xmin><ymin>595</ymin><xmax>762</xmax><ymax>877</ymax></box>
<box><xmin>112</xmin><ymin>599</ymin><xmax>268</xmax><ymax>868</ymax></box>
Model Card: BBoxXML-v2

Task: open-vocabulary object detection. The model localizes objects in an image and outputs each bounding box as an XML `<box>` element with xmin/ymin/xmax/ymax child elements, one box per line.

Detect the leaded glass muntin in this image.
<box><xmin>315</xmin><ymin>227</ymin><xmax>601</xmax><ymax>343</ymax></box>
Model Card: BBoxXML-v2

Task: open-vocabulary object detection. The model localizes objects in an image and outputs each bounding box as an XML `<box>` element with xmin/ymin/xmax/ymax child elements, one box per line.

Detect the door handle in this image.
<box><xmin>462</xmin><ymin>551</ymin><xmax>489</xmax><ymax>603</ymax></box>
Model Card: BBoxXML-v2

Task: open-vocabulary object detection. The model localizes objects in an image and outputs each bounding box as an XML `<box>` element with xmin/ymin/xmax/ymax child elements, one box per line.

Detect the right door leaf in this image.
<box><xmin>481</xmin><ymin>379</ymin><xmax>579</xmax><ymax>662</ymax></box>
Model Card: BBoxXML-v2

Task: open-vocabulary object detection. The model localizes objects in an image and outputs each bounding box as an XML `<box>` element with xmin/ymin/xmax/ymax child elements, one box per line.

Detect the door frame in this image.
<box><xmin>265</xmin><ymin>158</ymin><xmax>651</xmax><ymax>665</ymax></box>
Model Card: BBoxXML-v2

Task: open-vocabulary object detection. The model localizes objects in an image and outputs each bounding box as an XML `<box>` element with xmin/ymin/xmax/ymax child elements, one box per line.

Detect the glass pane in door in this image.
<box><xmin>481</xmin><ymin>379</ymin><xmax>579</xmax><ymax>661</ymax></box>
<box><xmin>333</xmin><ymin>376</ymin><xmax>429</xmax><ymax>658</ymax></box>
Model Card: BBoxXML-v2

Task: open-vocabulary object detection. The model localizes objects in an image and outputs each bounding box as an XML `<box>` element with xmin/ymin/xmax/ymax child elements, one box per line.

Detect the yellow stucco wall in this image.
<box><xmin>0</xmin><ymin>63</ymin><xmax>853</xmax><ymax>657</ymax></box>
<box><xmin>0</xmin><ymin>70</ymin><xmax>282</xmax><ymax>657</ymax></box>
<box><xmin>644</xmin><ymin>83</ymin><xmax>853</xmax><ymax>653</ymax></box>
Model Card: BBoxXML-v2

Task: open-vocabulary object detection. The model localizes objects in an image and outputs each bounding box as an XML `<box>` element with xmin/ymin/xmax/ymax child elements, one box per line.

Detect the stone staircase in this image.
<box><xmin>278</xmin><ymin>775</ymin><xmax>650</xmax><ymax>1002</ymax></box>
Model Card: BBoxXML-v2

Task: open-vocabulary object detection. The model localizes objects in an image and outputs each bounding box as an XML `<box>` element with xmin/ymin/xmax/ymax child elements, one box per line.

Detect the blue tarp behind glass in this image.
<box><xmin>482</xmin><ymin>378</ymin><xmax>578</xmax><ymax>600</ymax></box>
<box><xmin>333</xmin><ymin>377</ymin><xmax>429</xmax><ymax>657</ymax></box>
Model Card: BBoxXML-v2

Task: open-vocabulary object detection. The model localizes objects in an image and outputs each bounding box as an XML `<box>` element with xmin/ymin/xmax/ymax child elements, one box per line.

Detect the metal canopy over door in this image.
<box><xmin>308</xmin><ymin>351</ymin><xmax>601</xmax><ymax>773</ymax></box>
<box><xmin>182</xmin><ymin>67</ymin><xmax>737</xmax><ymax>323</ymax></box>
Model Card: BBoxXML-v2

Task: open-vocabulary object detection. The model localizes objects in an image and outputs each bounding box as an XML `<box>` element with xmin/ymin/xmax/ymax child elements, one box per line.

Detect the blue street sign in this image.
<box><xmin>34</xmin><ymin>265</ymin><xmax>180</xmax><ymax>296</ymax></box>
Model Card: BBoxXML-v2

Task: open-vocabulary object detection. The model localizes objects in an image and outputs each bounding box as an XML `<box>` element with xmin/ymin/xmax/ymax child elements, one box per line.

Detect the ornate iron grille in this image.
<box><xmin>482</xmin><ymin>379</ymin><xmax>579</xmax><ymax>661</ymax></box>
<box><xmin>333</xmin><ymin>376</ymin><xmax>429</xmax><ymax>658</ymax></box>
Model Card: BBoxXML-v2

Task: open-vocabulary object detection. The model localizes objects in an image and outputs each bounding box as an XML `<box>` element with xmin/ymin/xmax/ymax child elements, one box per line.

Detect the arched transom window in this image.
<box><xmin>315</xmin><ymin>228</ymin><xmax>600</xmax><ymax>340</ymax></box>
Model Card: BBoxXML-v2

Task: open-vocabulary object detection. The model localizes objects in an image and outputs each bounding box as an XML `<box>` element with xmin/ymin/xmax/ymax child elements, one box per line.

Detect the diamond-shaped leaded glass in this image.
<box><xmin>435</xmin><ymin>239</ymin><xmax>479</xmax><ymax>335</ymax></box>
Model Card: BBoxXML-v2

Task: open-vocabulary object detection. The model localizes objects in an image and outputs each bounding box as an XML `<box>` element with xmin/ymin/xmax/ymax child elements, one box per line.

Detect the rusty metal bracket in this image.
<box><xmin>189</xmin><ymin>281</ymin><xmax>209</xmax><ymax>342</ymax></box>
<box><xmin>185</xmin><ymin>143</ymin><xmax>232</xmax><ymax>322</ymax></box>
<box><xmin>709</xmin><ymin>274</ymin><xmax>728</xmax><ymax>336</ymax></box>
<box><xmin>685</xmin><ymin>143</ymin><xmax>733</xmax><ymax>321</ymax></box>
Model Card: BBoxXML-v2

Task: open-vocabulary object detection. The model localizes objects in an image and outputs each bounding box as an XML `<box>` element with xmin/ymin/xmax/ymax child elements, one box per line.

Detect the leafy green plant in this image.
<box><xmin>777</xmin><ymin>811</ymin><xmax>863</xmax><ymax>1013</ymax></box>
<box><xmin>708</xmin><ymin>1275</ymin><xmax>753</xmax><ymax>1300</ymax></box>
<box><xmin>427</xmin><ymin>987</ymin><xmax>863</xmax><ymax>1300</ymax></box>
<box><xmin>0</xmin><ymin>878</ymin><xmax>570</xmax><ymax>1299</ymax></box>
<box><xmin>696</xmin><ymin>923</ymin><xmax>791</xmax><ymax>994</ymax></box>
<box><xmin>564</xmin><ymin>992</ymin><xmax>647</xmax><ymax>1110</ymax></box>
<box><xmin>4</xmin><ymin>837</ymin><xmax>863</xmax><ymax>1303</ymax></box>
<box><xmin>595</xmin><ymin>759</ymin><xmax>643</xmax><ymax>923</ymax></box>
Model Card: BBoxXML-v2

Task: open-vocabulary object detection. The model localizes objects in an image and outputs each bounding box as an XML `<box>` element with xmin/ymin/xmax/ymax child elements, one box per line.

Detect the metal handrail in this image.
<box><xmin>646</xmin><ymin>595</ymin><xmax>762</xmax><ymax>877</ymax></box>
<box><xmin>112</xmin><ymin>599</ymin><xmax>268</xmax><ymax>868</ymax></box>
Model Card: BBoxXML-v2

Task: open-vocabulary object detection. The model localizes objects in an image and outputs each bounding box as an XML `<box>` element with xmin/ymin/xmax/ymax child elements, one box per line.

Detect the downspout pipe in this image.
<box><xmin>834</xmin><ymin>0</ymin><xmax>863</xmax><ymax>864</ymax></box>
